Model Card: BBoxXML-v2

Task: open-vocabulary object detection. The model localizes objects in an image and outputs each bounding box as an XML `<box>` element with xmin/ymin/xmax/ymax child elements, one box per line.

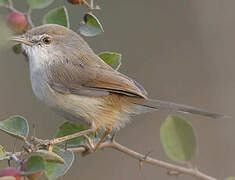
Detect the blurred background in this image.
<box><xmin>0</xmin><ymin>0</ymin><xmax>235</xmax><ymax>179</ymax></box>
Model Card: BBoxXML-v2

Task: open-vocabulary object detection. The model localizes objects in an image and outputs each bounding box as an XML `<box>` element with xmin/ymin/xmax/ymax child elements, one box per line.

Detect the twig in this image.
<box><xmin>82</xmin><ymin>0</ymin><xmax>92</xmax><ymax>11</ymax></box>
<box><xmin>82</xmin><ymin>0</ymin><xmax>100</xmax><ymax>11</ymax></box>
<box><xmin>26</xmin><ymin>8</ymin><xmax>34</xmax><ymax>28</ymax></box>
<box><xmin>90</xmin><ymin>0</ymin><xmax>93</xmax><ymax>9</ymax></box>
<box><xmin>69</xmin><ymin>146</ymin><xmax>86</xmax><ymax>153</ymax></box>
<box><xmin>69</xmin><ymin>141</ymin><xmax>217</xmax><ymax>180</ymax></box>
<box><xmin>8</xmin><ymin>0</ymin><xmax>13</xmax><ymax>7</ymax></box>
<box><xmin>5</xmin><ymin>0</ymin><xmax>17</xmax><ymax>12</ymax></box>
<box><xmin>47</xmin><ymin>128</ymin><xmax>95</xmax><ymax>145</ymax></box>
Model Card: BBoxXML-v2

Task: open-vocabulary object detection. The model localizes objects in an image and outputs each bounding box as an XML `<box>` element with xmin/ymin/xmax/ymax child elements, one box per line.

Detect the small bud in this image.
<box><xmin>67</xmin><ymin>0</ymin><xmax>84</xmax><ymax>4</ymax></box>
<box><xmin>7</xmin><ymin>11</ymin><xmax>27</xmax><ymax>34</ymax></box>
<box><xmin>0</xmin><ymin>168</ymin><xmax>21</xmax><ymax>180</ymax></box>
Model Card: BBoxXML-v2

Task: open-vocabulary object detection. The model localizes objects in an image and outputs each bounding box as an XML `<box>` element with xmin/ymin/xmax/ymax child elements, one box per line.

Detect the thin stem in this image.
<box><xmin>90</xmin><ymin>0</ymin><xmax>93</xmax><ymax>9</ymax></box>
<box><xmin>82</xmin><ymin>0</ymin><xmax>92</xmax><ymax>11</ymax></box>
<box><xmin>8</xmin><ymin>0</ymin><xmax>13</xmax><ymax>7</ymax></box>
<box><xmin>27</xmin><ymin>8</ymin><xmax>34</xmax><ymax>28</ymax></box>
<box><xmin>5</xmin><ymin>0</ymin><xmax>17</xmax><ymax>12</ymax></box>
<box><xmin>82</xmin><ymin>0</ymin><xmax>100</xmax><ymax>11</ymax></box>
<box><xmin>49</xmin><ymin>128</ymin><xmax>95</xmax><ymax>145</ymax></box>
<box><xmin>69</xmin><ymin>146</ymin><xmax>86</xmax><ymax>153</ymax></box>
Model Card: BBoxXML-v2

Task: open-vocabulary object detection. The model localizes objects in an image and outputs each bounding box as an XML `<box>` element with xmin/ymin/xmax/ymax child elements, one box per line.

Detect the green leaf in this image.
<box><xmin>27</xmin><ymin>0</ymin><xmax>53</xmax><ymax>9</ymax></box>
<box><xmin>0</xmin><ymin>0</ymin><xmax>8</xmax><ymax>7</ymax></box>
<box><xmin>45</xmin><ymin>148</ymin><xmax>74</xmax><ymax>180</ymax></box>
<box><xmin>78</xmin><ymin>13</ymin><xmax>103</xmax><ymax>37</ymax></box>
<box><xmin>0</xmin><ymin>115</ymin><xmax>29</xmax><ymax>139</ymax></box>
<box><xmin>33</xmin><ymin>150</ymin><xmax>65</xmax><ymax>164</ymax></box>
<box><xmin>43</xmin><ymin>6</ymin><xmax>70</xmax><ymax>28</ymax></box>
<box><xmin>226</xmin><ymin>178</ymin><xmax>235</xmax><ymax>180</ymax></box>
<box><xmin>160</xmin><ymin>115</ymin><xmax>197</xmax><ymax>164</ymax></box>
<box><xmin>21</xmin><ymin>155</ymin><xmax>46</xmax><ymax>176</ymax></box>
<box><xmin>98</xmin><ymin>52</ymin><xmax>122</xmax><ymax>70</ymax></box>
<box><xmin>55</xmin><ymin>122</ymin><xmax>92</xmax><ymax>147</ymax></box>
<box><xmin>0</xmin><ymin>145</ymin><xmax>6</xmax><ymax>160</ymax></box>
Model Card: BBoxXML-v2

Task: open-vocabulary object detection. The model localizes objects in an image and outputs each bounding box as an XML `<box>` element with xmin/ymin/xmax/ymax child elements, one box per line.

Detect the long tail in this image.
<box><xmin>135</xmin><ymin>98</ymin><xmax>229</xmax><ymax>119</ymax></box>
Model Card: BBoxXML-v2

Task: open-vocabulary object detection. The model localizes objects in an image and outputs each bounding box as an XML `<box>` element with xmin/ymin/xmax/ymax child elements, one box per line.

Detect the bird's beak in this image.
<box><xmin>10</xmin><ymin>36</ymin><xmax>33</xmax><ymax>47</ymax></box>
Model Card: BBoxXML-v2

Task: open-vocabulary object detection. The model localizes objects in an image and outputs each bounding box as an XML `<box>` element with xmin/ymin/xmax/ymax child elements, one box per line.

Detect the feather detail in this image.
<box><xmin>135</xmin><ymin>99</ymin><xmax>229</xmax><ymax>119</ymax></box>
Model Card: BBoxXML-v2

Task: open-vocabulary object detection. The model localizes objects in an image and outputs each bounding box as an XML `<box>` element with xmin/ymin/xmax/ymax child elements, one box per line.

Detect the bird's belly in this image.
<box><xmin>52</xmin><ymin>94</ymin><xmax>103</xmax><ymax>125</ymax></box>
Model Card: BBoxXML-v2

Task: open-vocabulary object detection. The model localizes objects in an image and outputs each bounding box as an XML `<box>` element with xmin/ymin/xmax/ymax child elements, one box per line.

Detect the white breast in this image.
<box><xmin>28</xmin><ymin>51</ymin><xmax>102</xmax><ymax>126</ymax></box>
<box><xmin>29</xmin><ymin>50</ymin><xmax>54</xmax><ymax>105</ymax></box>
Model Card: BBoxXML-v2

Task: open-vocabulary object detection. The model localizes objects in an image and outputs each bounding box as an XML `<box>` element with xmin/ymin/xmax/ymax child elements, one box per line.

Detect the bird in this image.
<box><xmin>10</xmin><ymin>24</ymin><xmax>227</xmax><ymax>150</ymax></box>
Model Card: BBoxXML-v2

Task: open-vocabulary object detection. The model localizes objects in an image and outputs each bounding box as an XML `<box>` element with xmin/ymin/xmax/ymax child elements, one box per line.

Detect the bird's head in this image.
<box><xmin>10</xmin><ymin>24</ymin><xmax>88</xmax><ymax>62</ymax></box>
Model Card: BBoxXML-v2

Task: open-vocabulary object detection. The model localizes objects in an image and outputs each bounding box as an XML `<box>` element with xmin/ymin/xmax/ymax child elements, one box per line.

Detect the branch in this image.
<box><xmin>3</xmin><ymin>134</ymin><xmax>217</xmax><ymax>180</ymax></box>
<box><xmin>69</xmin><ymin>141</ymin><xmax>217</xmax><ymax>180</ymax></box>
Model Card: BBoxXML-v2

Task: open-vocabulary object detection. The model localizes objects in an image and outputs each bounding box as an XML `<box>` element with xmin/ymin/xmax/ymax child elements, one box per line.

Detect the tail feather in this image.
<box><xmin>135</xmin><ymin>99</ymin><xmax>230</xmax><ymax>119</ymax></box>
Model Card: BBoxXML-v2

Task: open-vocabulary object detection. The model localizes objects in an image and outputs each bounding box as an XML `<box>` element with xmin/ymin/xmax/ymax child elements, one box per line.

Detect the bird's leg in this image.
<box><xmin>93</xmin><ymin>129</ymin><xmax>111</xmax><ymax>152</ymax></box>
<box><xmin>84</xmin><ymin>134</ymin><xmax>95</xmax><ymax>149</ymax></box>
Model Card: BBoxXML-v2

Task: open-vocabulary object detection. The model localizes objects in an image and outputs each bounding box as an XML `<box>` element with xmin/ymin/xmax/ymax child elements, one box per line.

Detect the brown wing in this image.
<box><xmin>46</xmin><ymin>61</ymin><xmax>148</xmax><ymax>98</ymax></box>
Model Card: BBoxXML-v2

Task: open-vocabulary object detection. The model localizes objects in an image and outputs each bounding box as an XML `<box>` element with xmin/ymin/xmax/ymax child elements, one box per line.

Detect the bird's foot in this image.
<box><xmin>82</xmin><ymin>131</ymin><xmax>110</xmax><ymax>155</ymax></box>
<box><xmin>92</xmin><ymin>130</ymin><xmax>111</xmax><ymax>152</ymax></box>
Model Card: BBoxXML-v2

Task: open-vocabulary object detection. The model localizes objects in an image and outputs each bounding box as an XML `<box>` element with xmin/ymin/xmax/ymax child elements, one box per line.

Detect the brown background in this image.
<box><xmin>0</xmin><ymin>0</ymin><xmax>235</xmax><ymax>179</ymax></box>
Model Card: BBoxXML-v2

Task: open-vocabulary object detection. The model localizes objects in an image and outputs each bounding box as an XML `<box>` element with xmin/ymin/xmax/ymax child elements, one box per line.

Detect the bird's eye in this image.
<box><xmin>41</xmin><ymin>36</ymin><xmax>52</xmax><ymax>45</ymax></box>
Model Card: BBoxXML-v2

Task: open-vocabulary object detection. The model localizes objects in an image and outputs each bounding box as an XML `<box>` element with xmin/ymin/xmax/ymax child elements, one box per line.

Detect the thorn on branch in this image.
<box><xmin>139</xmin><ymin>150</ymin><xmax>154</xmax><ymax>169</ymax></box>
